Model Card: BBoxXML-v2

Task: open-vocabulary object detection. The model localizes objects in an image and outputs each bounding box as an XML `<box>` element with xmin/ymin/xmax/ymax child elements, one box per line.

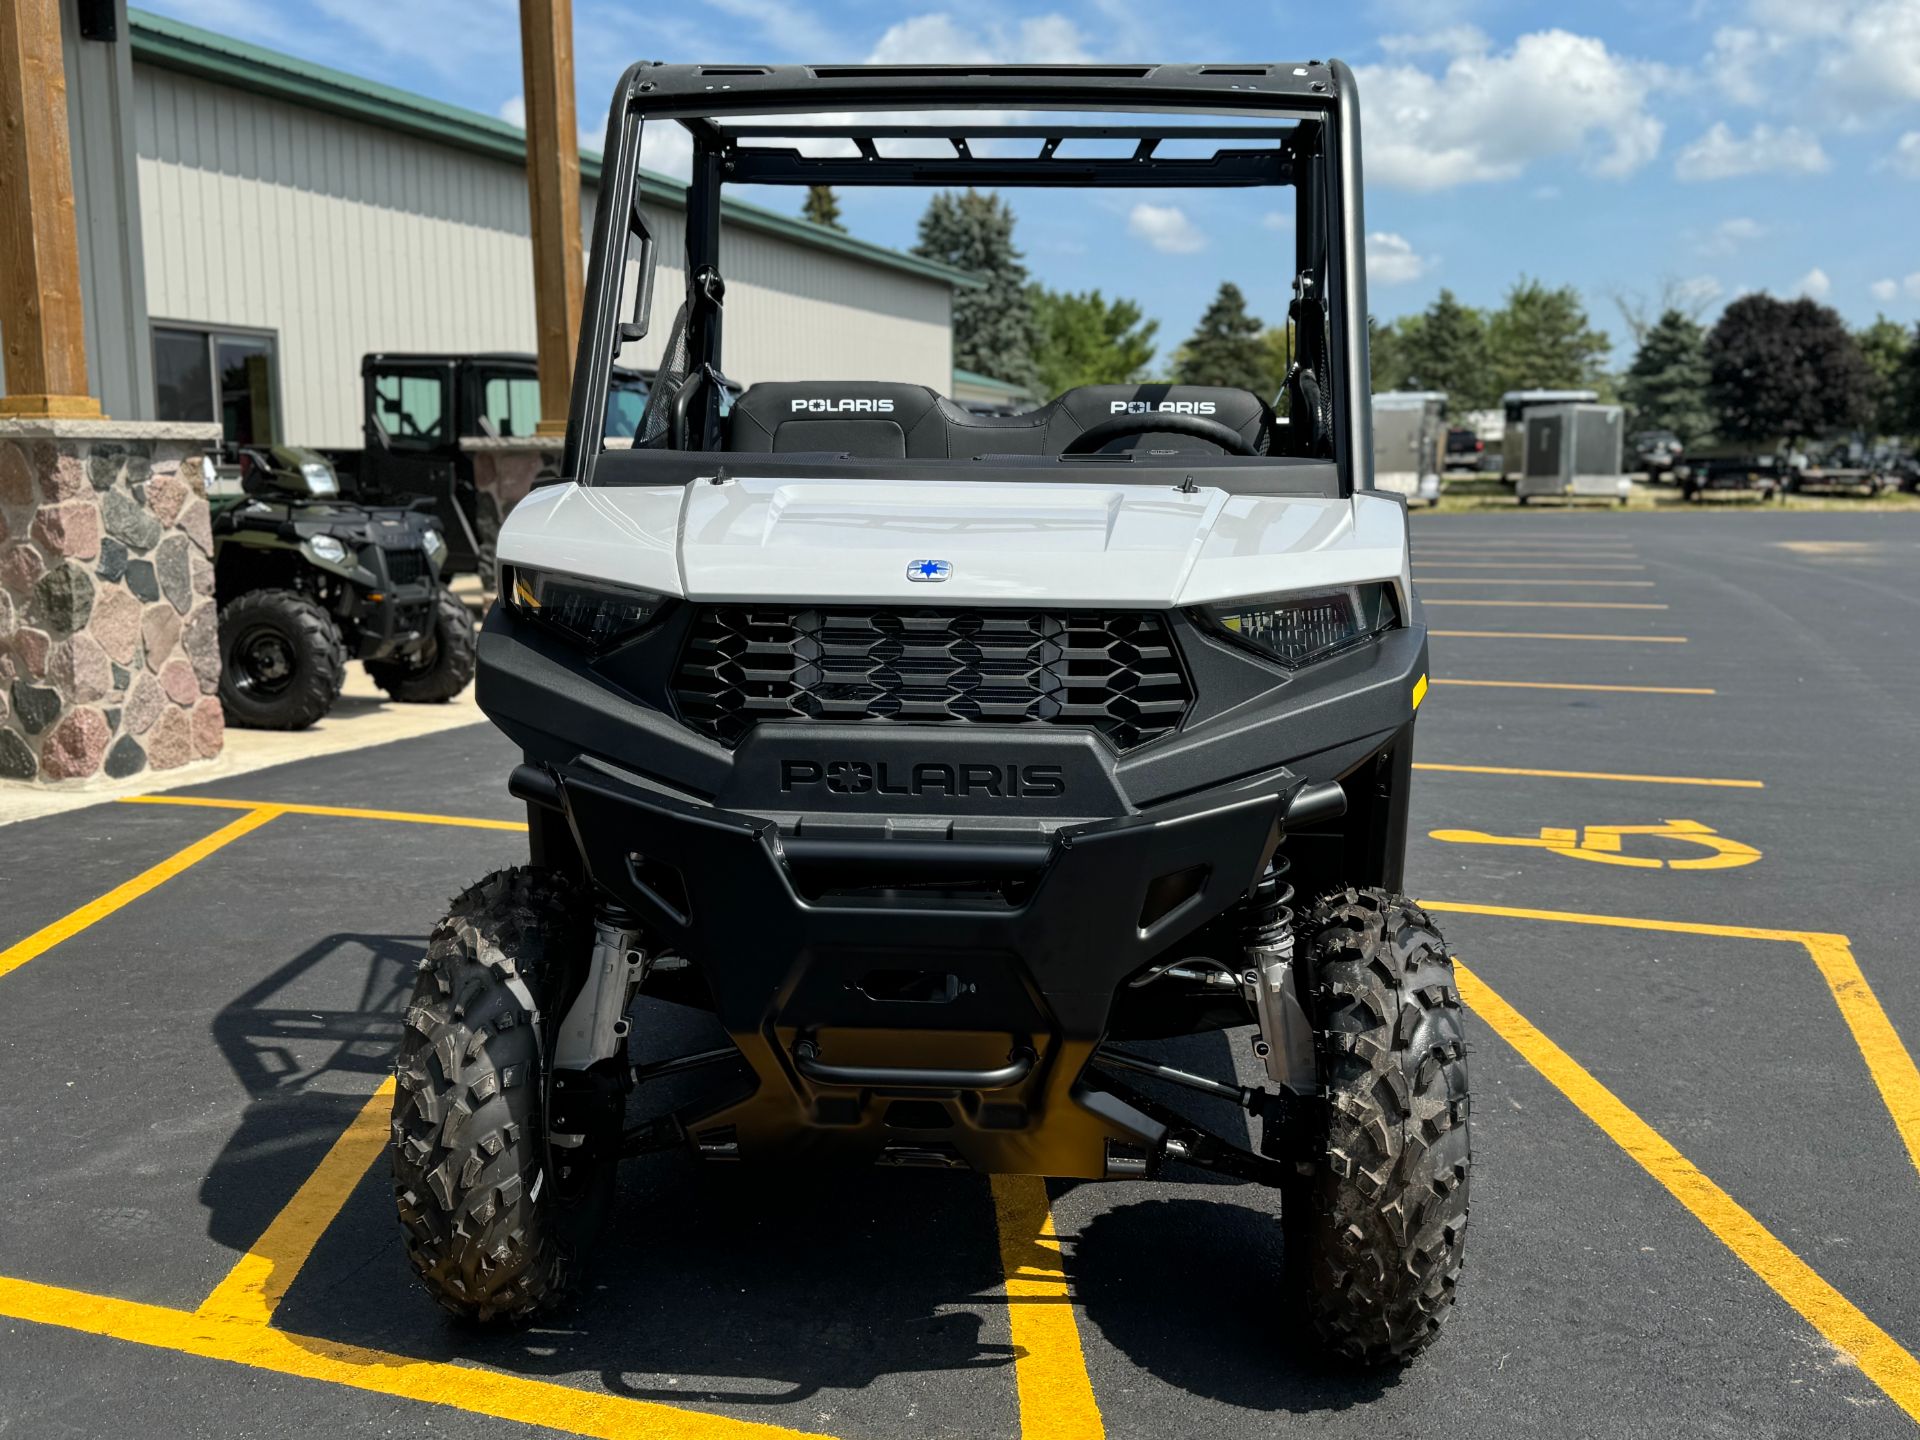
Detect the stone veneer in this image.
<box><xmin>0</xmin><ymin>420</ymin><xmax>227</xmax><ymax>784</ymax></box>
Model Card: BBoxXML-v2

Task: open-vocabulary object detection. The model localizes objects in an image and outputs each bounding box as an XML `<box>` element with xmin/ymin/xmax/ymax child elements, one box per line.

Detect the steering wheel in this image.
<box><xmin>1062</xmin><ymin>412</ymin><xmax>1259</xmax><ymax>457</ymax></box>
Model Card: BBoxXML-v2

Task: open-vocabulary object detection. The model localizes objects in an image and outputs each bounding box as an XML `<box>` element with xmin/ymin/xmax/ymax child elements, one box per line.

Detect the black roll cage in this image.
<box><xmin>564</xmin><ymin>62</ymin><xmax>1373</xmax><ymax>497</ymax></box>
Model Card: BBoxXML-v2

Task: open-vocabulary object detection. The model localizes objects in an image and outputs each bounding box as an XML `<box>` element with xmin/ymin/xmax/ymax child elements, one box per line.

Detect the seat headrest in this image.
<box><xmin>1044</xmin><ymin>385</ymin><xmax>1274</xmax><ymax>452</ymax></box>
<box><xmin>728</xmin><ymin>382</ymin><xmax>953</xmax><ymax>458</ymax></box>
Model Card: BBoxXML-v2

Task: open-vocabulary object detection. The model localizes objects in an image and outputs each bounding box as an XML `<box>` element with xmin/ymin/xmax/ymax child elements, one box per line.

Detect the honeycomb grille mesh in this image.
<box><xmin>673</xmin><ymin>607</ymin><xmax>1192</xmax><ymax>750</ymax></box>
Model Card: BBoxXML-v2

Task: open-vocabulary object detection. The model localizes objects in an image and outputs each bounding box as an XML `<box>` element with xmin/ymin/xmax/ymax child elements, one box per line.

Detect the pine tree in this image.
<box><xmin>1895</xmin><ymin>323</ymin><xmax>1920</xmax><ymax>439</ymax></box>
<box><xmin>802</xmin><ymin>185</ymin><xmax>844</xmax><ymax>232</ymax></box>
<box><xmin>1402</xmin><ymin>290</ymin><xmax>1493</xmax><ymax>409</ymax></box>
<box><xmin>1705</xmin><ymin>294</ymin><xmax>1874</xmax><ymax>443</ymax></box>
<box><xmin>1173</xmin><ymin>283</ymin><xmax>1275</xmax><ymax>394</ymax></box>
<box><xmin>1620</xmin><ymin>309</ymin><xmax>1712</xmax><ymax>442</ymax></box>
<box><xmin>1030</xmin><ymin>287</ymin><xmax>1159</xmax><ymax>393</ymax></box>
<box><xmin>913</xmin><ymin>189</ymin><xmax>1038</xmax><ymax>388</ymax></box>
<box><xmin>1487</xmin><ymin>278</ymin><xmax>1610</xmax><ymax>396</ymax></box>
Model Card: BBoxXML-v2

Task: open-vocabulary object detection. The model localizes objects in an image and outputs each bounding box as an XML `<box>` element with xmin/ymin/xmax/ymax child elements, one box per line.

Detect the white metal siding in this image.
<box><xmin>132</xmin><ymin>63</ymin><xmax>954</xmax><ymax>447</ymax></box>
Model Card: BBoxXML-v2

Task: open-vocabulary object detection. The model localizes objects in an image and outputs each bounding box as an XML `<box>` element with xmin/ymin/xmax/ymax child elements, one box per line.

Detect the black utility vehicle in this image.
<box><xmin>327</xmin><ymin>353</ymin><xmax>656</xmax><ymax>585</ymax></box>
<box><xmin>391</xmin><ymin>61</ymin><xmax>1467</xmax><ymax>1368</ymax></box>
<box><xmin>210</xmin><ymin>445</ymin><xmax>475</xmax><ymax>728</ymax></box>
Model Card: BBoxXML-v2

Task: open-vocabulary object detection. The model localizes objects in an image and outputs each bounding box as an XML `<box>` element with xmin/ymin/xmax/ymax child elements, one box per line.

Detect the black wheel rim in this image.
<box><xmin>232</xmin><ymin>623</ymin><xmax>298</xmax><ymax>698</ymax></box>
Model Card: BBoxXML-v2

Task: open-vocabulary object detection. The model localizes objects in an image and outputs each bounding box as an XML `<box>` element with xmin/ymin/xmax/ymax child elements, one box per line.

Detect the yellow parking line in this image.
<box><xmin>123</xmin><ymin>794</ymin><xmax>526</xmax><ymax>833</ymax></box>
<box><xmin>1433</xmin><ymin>679</ymin><xmax>1714</xmax><ymax>696</ymax></box>
<box><xmin>991</xmin><ymin>1175</ymin><xmax>1105</xmax><ymax>1440</ymax></box>
<box><xmin>0</xmin><ymin>805</ymin><xmax>282</xmax><ymax>983</ymax></box>
<box><xmin>1422</xmin><ymin>898</ymin><xmax>1821</xmax><ymax>945</ymax></box>
<box><xmin>0</xmin><ymin>1272</ymin><xmax>829</xmax><ymax>1440</ymax></box>
<box><xmin>1802</xmin><ymin>937</ymin><xmax>1920</xmax><ymax>1183</ymax></box>
<box><xmin>1431</xmin><ymin>630</ymin><xmax>1687</xmax><ymax>643</ymax></box>
<box><xmin>1457</xmin><ymin>961</ymin><xmax>1920</xmax><ymax>1422</ymax></box>
<box><xmin>198</xmin><ymin>1079</ymin><xmax>397</xmax><ymax>1324</ymax></box>
<box><xmin>1413</xmin><ymin>763</ymin><xmax>1762</xmax><ymax>789</ymax></box>
<box><xmin>1417</xmin><ymin>579</ymin><xmax>1657</xmax><ymax>587</ymax></box>
<box><xmin>1424</xmin><ymin>600</ymin><xmax>1669</xmax><ymax>611</ymax></box>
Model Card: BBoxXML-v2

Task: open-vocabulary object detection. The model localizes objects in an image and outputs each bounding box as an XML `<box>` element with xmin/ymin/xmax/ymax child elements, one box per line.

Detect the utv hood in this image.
<box><xmin>496</xmin><ymin>476</ymin><xmax>1411</xmax><ymax>609</ymax></box>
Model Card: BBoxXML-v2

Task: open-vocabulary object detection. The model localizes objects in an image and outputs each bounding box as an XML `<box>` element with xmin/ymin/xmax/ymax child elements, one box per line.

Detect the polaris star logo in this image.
<box><xmin>791</xmin><ymin>397</ymin><xmax>896</xmax><ymax>413</ymax></box>
<box><xmin>907</xmin><ymin>559</ymin><xmax>951</xmax><ymax>582</ymax></box>
<box><xmin>780</xmin><ymin>759</ymin><xmax>1066</xmax><ymax>799</ymax></box>
<box><xmin>1109</xmin><ymin>399</ymin><xmax>1217</xmax><ymax>415</ymax></box>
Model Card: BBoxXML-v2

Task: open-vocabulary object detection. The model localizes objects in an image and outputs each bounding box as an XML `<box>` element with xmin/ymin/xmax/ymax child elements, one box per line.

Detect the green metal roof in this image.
<box><xmin>125</xmin><ymin>10</ymin><xmax>982</xmax><ymax>292</ymax></box>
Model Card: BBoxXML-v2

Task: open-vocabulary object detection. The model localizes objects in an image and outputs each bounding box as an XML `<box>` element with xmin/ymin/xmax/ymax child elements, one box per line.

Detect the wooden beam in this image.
<box><xmin>0</xmin><ymin>0</ymin><xmax>101</xmax><ymax>418</ymax></box>
<box><xmin>518</xmin><ymin>0</ymin><xmax>583</xmax><ymax>437</ymax></box>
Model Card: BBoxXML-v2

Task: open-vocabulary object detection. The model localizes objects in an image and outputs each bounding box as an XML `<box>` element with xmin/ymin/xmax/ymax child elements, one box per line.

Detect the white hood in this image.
<box><xmin>496</xmin><ymin>476</ymin><xmax>1411</xmax><ymax>609</ymax></box>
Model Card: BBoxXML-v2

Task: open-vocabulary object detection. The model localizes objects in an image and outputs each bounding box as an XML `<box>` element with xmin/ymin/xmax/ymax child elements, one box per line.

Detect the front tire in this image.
<box><xmin>391</xmin><ymin>868</ymin><xmax>608</xmax><ymax>1322</ymax></box>
<box><xmin>217</xmin><ymin>588</ymin><xmax>346</xmax><ymax>730</ymax></box>
<box><xmin>1280</xmin><ymin>888</ymin><xmax>1471</xmax><ymax>1365</ymax></box>
<box><xmin>367</xmin><ymin>589</ymin><xmax>477</xmax><ymax>703</ymax></box>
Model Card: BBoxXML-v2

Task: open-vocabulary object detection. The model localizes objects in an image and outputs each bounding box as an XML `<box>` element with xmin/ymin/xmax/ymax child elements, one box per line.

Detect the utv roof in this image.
<box><xmin>613</xmin><ymin>60</ymin><xmax>1345</xmax><ymax>112</ymax></box>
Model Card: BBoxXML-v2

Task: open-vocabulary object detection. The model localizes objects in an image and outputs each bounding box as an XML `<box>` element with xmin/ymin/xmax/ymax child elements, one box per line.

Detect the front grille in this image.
<box><xmin>378</xmin><ymin>547</ymin><xmax>427</xmax><ymax>585</ymax></box>
<box><xmin>674</xmin><ymin>607</ymin><xmax>1192</xmax><ymax>750</ymax></box>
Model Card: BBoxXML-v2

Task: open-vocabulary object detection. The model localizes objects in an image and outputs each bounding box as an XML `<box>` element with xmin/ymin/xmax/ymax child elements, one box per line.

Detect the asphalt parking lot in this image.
<box><xmin>2</xmin><ymin>509</ymin><xmax>1918</xmax><ymax>1438</ymax></box>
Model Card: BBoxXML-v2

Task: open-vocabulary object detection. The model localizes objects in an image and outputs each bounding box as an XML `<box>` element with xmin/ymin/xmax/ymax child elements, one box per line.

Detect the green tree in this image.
<box><xmin>1620</xmin><ymin>309</ymin><xmax>1712</xmax><ymax>443</ymax></box>
<box><xmin>1487</xmin><ymin>278</ymin><xmax>1611</xmax><ymax>395</ymax></box>
<box><xmin>1401</xmin><ymin>289</ymin><xmax>1494</xmax><ymax>408</ymax></box>
<box><xmin>1172</xmin><ymin>282</ymin><xmax>1275</xmax><ymax>394</ymax></box>
<box><xmin>913</xmin><ymin>189</ymin><xmax>1038</xmax><ymax>388</ymax></box>
<box><xmin>1895</xmin><ymin>323</ymin><xmax>1920</xmax><ymax>439</ymax></box>
<box><xmin>1705</xmin><ymin>294</ymin><xmax>1874</xmax><ymax>443</ymax></box>
<box><xmin>1029</xmin><ymin>287</ymin><xmax>1159</xmax><ymax>393</ymax></box>
<box><xmin>802</xmin><ymin>185</ymin><xmax>844</xmax><ymax>232</ymax></box>
<box><xmin>1857</xmin><ymin>316</ymin><xmax>1911</xmax><ymax>437</ymax></box>
<box><xmin>1367</xmin><ymin>315</ymin><xmax>1418</xmax><ymax>393</ymax></box>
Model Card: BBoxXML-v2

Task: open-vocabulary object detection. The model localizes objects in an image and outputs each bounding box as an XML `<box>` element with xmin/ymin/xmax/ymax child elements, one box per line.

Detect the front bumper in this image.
<box><xmin>533</xmin><ymin>751</ymin><xmax>1308</xmax><ymax>1176</ymax></box>
<box><xmin>481</xmin><ymin>601</ymin><xmax>1429</xmax><ymax>1176</ymax></box>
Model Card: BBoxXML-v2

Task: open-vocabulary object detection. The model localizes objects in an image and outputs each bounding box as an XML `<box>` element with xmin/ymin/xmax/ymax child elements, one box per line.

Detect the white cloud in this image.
<box><xmin>867</xmin><ymin>12</ymin><xmax>1091</xmax><ymax>65</ymax></box>
<box><xmin>1705</xmin><ymin>3</ymin><xmax>1920</xmax><ymax>116</ymax></box>
<box><xmin>1871</xmin><ymin>278</ymin><xmax>1900</xmax><ymax>301</ymax></box>
<box><xmin>1795</xmin><ymin>267</ymin><xmax>1832</xmax><ymax>299</ymax></box>
<box><xmin>1376</xmin><ymin>25</ymin><xmax>1490</xmax><ymax>58</ymax></box>
<box><xmin>1128</xmin><ymin>203</ymin><xmax>1206</xmax><ymax>254</ymax></box>
<box><xmin>702</xmin><ymin>0</ymin><xmax>839</xmax><ymax>57</ymax></box>
<box><xmin>1675</xmin><ymin>123</ymin><xmax>1830</xmax><ymax>181</ymax></box>
<box><xmin>1356</xmin><ymin>29</ymin><xmax>1666</xmax><ymax>191</ymax></box>
<box><xmin>1889</xmin><ymin>132</ymin><xmax>1920</xmax><ymax>178</ymax></box>
<box><xmin>1366</xmin><ymin>232</ymin><xmax>1432</xmax><ymax>285</ymax></box>
<box><xmin>495</xmin><ymin>93</ymin><xmax>612</xmax><ymax>161</ymax></box>
<box><xmin>1696</xmin><ymin>216</ymin><xmax>1766</xmax><ymax>257</ymax></box>
<box><xmin>498</xmin><ymin>96</ymin><xmax>525</xmax><ymax>128</ymax></box>
<box><xmin>1261</xmin><ymin>211</ymin><xmax>1294</xmax><ymax>232</ymax></box>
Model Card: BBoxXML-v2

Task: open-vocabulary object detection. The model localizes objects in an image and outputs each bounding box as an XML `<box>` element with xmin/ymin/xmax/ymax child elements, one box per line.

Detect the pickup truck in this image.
<box><xmin>325</xmin><ymin>352</ymin><xmax>654</xmax><ymax>585</ymax></box>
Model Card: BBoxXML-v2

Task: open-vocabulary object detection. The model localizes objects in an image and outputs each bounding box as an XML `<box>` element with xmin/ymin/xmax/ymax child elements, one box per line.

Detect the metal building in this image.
<box><xmin>54</xmin><ymin>8</ymin><xmax>973</xmax><ymax>447</ymax></box>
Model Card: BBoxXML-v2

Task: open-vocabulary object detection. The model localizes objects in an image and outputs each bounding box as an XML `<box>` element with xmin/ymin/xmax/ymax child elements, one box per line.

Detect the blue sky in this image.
<box><xmin>147</xmin><ymin>0</ymin><xmax>1920</xmax><ymax>365</ymax></box>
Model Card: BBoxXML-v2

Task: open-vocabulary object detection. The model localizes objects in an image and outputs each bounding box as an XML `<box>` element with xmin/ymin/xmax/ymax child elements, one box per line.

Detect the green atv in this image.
<box><xmin>208</xmin><ymin>444</ymin><xmax>477</xmax><ymax>729</ymax></box>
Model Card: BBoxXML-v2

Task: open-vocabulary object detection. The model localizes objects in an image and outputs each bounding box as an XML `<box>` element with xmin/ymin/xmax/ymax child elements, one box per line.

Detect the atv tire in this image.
<box><xmin>474</xmin><ymin>492</ymin><xmax>503</xmax><ymax>596</ymax></box>
<box><xmin>217</xmin><ymin>588</ymin><xmax>347</xmax><ymax>730</ymax></box>
<box><xmin>1279</xmin><ymin>888</ymin><xmax>1470</xmax><ymax>1365</ymax></box>
<box><xmin>367</xmin><ymin>588</ymin><xmax>477</xmax><ymax>704</ymax></box>
<box><xmin>391</xmin><ymin>867</ymin><xmax>609</xmax><ymax>1322</ymax></box>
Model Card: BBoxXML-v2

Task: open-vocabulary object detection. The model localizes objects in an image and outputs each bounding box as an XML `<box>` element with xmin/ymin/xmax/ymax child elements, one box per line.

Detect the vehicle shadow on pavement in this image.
<box><xmin>199</xmin><ymin>929</ymin><xmax>415</xmax><ymax>1258</ymax></box>
<box><xmin>1070</xmin><ymin>1195</ymin><xmax>1400</xmax><ymax>1413</ymax></box>
<box><xmin>262</xmin><ymin>994</ymin><xmax>1024</xmax><ymax>1422</ymax></box>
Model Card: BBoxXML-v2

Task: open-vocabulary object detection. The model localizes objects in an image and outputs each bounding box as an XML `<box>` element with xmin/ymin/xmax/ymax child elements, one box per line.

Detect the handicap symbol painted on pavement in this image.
<box><xmin>1428</xmin><ymin>818</ymin><xmax>1761</xmax><ymax>871</ymax></box>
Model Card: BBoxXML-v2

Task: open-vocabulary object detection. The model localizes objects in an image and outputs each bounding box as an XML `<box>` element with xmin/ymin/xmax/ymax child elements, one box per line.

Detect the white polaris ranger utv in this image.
<box><xmin>391</xmin><ymin>59</ymin><xmax>1469</xmax><ymax>1366</ymax></box>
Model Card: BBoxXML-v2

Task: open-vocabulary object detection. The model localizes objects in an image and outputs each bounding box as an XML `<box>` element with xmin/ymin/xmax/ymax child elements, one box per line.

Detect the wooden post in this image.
<box><xmin>0</xmin><ymin>0</ymin><xmax>102</xmax><ymax>419</ymax></box>
<box><xmin>518</xmin><ymin>0</ymin><xmax>584</xmax><ymax>437</ymax></box>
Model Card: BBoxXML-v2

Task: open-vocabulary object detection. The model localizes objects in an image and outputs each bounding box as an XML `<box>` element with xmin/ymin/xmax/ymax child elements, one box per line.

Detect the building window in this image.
<box><xmin>153</xmin><ymin>325</ymin><xmax>279</xmax><ymax>445</ymax></box>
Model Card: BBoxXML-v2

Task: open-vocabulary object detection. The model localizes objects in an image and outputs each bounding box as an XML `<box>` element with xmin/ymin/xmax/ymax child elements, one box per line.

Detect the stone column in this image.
<box><xmin>460</xmin><ymin>433</ymin><xmax>564</xmax><ymax>588</ymax></box>
<box><xmin>0</xmin><ymin>419</ymin><xmax>225</xmax><ymax>783</ymax></box>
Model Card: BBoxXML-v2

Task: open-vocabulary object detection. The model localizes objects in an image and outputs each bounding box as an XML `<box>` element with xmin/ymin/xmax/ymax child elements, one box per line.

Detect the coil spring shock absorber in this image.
<box><xmin>1238</xmin><ymin>853</ymin><xmax>1318</xmax><ymax>1092</ymax></box>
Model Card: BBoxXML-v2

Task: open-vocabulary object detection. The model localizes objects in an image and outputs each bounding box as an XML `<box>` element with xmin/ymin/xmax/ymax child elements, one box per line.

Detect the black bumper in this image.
<box><xmin>483</xmin><ymin>601</ymin><xmax>1428</xmax><ymax>1176</ymax></box>
<box><xmin>532</xmin><ymin>752</ymin><xmax>1309</xmax><ymax>1177</ymax></box>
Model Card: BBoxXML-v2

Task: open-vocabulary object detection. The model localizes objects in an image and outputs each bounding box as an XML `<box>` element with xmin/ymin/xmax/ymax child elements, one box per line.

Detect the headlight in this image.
<box><xmin>505</xmin><ymin>566</ymin><xmax>668</xmax><ymax>650</ymax></box>
<box><xmin>421</xmin><ymin>528</ymin><xmax>444</xmax><ymax>554</ymax></box>
<box><xmin>308</xmin><ymin>534</ymin><xmax>349</xmax><ymax>564</ymax></box>
<box><xmin>1199</xmin><ymin>583</ymin><xmax>1399</xmax><ymax>668</ymax></box>
<box><xmin>300</xmin><ymin>461</ymin><xmax>339</xmax><ymax>497</ymax></box>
